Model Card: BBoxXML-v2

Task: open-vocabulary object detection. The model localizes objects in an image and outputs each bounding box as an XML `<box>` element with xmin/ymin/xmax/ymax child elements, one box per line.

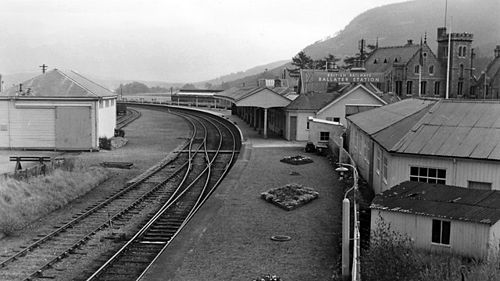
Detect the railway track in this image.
<box><xmin>116</xmin><ymin>108</ymin><xmax>141</xmax><ymax>129</ymax></box>
<box><xmin>0</xmin><ymin>106</ymin><xmax>240</xmax><ymax>281</ymax></box>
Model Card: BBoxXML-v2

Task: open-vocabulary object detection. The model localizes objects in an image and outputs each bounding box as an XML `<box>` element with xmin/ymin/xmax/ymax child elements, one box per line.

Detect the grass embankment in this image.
<box><xmin>0</xmin><ymin>160</ymin><xmax>109</xmax><ymax>235</ymax></box>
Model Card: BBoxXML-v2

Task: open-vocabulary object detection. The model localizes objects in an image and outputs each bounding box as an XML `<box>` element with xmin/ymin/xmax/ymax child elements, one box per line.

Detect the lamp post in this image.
<box><xmin>336</xmin><ymin>163</ymin><xmax>360</xmax><ymax>281</ymax></box>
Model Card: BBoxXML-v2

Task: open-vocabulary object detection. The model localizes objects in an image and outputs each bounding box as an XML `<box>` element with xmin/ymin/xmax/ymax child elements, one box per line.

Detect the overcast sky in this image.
<box><xmin>0</xmin><ymin>0</ymin><xmax>407</xmax><ymax>83</ymax></box>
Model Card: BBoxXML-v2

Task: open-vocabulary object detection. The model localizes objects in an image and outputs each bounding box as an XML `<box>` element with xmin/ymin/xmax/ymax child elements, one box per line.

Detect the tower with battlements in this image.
<box><xmin>437</xmin><ymin>27</ymin><xmax>474</xmax><ymax>98</ymax></box>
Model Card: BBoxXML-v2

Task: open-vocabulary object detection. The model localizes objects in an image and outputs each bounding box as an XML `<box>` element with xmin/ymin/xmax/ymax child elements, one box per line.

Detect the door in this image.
<box><xmin>290</xmin><ymin>116</ymin><xmax>297</xmax><ymax>141</ymax></box>
<box><xmin>56</xmin><ymin>107</ymin><xmax>92</xmax><ymax>150</ymax></box>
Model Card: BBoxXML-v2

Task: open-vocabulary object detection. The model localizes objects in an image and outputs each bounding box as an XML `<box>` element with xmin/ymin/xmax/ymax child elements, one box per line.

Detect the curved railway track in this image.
<box><xmin>0</xmin><ymin>105</ymin><xmax>240</xmax><ymax>281</ymax></box>
<box><xmin>116</xmin><ymin>108</ymin><xmax>142</xmax><ymax>129</ymax></box>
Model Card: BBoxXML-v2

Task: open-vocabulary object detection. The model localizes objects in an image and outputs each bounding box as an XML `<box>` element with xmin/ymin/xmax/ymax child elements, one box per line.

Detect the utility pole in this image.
<box><xmin>39</xmin><ymin>64</ymin><xmax>48</xmax><ymax>74</ymax></box>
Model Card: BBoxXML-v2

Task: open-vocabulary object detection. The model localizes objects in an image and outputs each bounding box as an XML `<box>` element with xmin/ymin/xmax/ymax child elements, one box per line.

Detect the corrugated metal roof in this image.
<box><xmin>2</xmin><ymin>69</ymin><xmax>115</xmax><ymax>98</ymax></box>
<box><xmin>347</xmin><ymin>98</ymin><xmax>436</xmax><ymax>135</ymax></box>
<box><xmin>393</xmin><ymin>101</ymin><xmax>500</xmax><ymax>160</ymax></box>
<box><xmin>371</xmin><ymin>181</ymin><xmax>500</xmax><ymax>225</ymax></box>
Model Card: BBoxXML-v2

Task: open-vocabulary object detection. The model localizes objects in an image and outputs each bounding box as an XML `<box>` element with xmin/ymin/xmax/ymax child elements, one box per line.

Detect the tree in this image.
<box><xmin>115</xmin><ymin>82</ymin><xmax>150</xmax><ymax>95</ymax></box>
<box><xmin>181</xmin><ymin>83</ymin><xmax>197</xmax><ymax>90</ymax></box>
<box><xmin>343</xmin><ymin>43</ymin><xmax>377</xmax><ymax>69</ymax></box>
<box><xmin>313</xmin><ymin>54</ymin><xmax>341</xmax><ymax>70</ymax></box>
<box><xmin>292</xmin><ymin>51</ymin><xmax>314</xmax><ymax>69</ymax></box>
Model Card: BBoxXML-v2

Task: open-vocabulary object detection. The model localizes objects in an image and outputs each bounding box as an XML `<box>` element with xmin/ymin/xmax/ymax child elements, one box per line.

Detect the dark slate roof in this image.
<box><xmin>365</xmin><ymin>44</ymin><xmax>421</xmax><ymax>73</ymax></box>
<box><xmin>2</xmin><ymin>69</ymin><xmax>116</xmax><ymax>98</ymax></box>
<box><xmin>371</xmin><ymin>181</ymin><xmax>500</xmax><ymax>225</ymax></box>
<box><xmin>486</xmin><ymin>57</ymin><xmax>500</xmax><ymax>80</ymax></box>
<box><xmin>286</xmin><ymin>91</ymin><xmax>341</xmax><ymax>111</ymax></box>
<box><xmin>215</xmin><ymin>86</ymin><xmax>293</xmax><ymax>103</ymax></box>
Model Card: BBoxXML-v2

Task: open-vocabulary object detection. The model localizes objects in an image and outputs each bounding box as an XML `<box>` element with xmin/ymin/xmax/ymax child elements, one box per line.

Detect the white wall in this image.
<box><xmin>97</xmin><ymin>98</ymin><xmax>117</xmax><ymax>138</ymax></box>
<box><xmin>317</xmin><ymin>87</ymin><xmax>385</xmax><ymax>126</ymax></box>
<box><xmin>286</xmin><ymin>111</ymin><xmax>314</xmax><ymax>141</ymax></box>
<box><xmin>372</xmin><ymin>210</ymin><xmax>491</xmax><ymax>258</ymax></box>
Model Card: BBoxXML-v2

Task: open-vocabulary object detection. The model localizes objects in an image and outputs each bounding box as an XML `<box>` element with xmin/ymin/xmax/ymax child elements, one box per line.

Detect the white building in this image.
<box><xmin>347</xmin><ymin>99</ymin><xmax>500</xmax><ymax>194</ymax></box>
<box><xmin>371</xmin><ymin>181</ymin><xmax>500</xmax><ymax>259</ymax></box>
<box><xmin>0</xmin><ymin>69</ymin><xmax>117</xmax><ymax>150</ymax></box>
<box><xmin>285</xmin><ymin>83</ymin><xmax>390</xmax><ymax>141</ymax></box>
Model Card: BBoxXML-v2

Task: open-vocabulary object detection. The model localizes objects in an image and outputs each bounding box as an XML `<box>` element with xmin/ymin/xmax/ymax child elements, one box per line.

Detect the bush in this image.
<box><xmin>99</xmin><ymin>137</ymin><xmax>112</xmax><ymax>150</ymax></box>
<box><xmin>361</xmin><ymin>218</ymin><xmax>420</xmax><ymax>281</ymax></box>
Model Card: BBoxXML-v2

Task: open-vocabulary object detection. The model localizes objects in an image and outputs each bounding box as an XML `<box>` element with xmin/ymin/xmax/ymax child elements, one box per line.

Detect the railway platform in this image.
<box><xmin>142</xmin><ymin>112</ymin><xmax>342</xmax><ymax>281</ymax></box>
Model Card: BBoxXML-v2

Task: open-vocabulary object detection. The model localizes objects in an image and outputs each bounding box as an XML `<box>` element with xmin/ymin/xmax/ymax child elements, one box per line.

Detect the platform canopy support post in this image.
<box><xmin>264</xmin><ymin>108</ymin><xmax>268</xmax><ymax>139</ymax></box>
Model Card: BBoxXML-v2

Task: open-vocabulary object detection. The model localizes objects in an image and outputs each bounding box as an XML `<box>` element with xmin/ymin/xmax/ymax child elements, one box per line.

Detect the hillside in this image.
<box><xmin>218</xmin><ymin>0</ymin><xmax>499</xmax><ymax>88</ymax></box>
<box><xmin>302</xmin><ymin>0</ymin><xmax>500</xmax><ymax>59</ymax></box>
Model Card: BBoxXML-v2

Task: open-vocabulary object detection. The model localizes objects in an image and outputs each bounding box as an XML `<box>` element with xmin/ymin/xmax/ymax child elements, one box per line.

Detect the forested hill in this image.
<box><xmin>302</xmin><ymin>0</ymin><xmax>500</xmax><ymax>60</ymax></box>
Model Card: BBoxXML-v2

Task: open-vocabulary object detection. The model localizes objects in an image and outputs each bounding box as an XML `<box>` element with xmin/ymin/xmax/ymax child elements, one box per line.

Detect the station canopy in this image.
<box><xmin>215</xmin><ymin>86</ymin><xmax>292</xmax><ymax>109</ymax></box>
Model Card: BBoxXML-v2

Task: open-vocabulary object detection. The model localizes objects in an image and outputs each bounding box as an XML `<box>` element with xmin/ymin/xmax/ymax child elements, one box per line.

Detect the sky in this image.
<box><xmin>0</xmin><ymin>0</ymin><xmax>407</xmax><ymax>83</ymax></box>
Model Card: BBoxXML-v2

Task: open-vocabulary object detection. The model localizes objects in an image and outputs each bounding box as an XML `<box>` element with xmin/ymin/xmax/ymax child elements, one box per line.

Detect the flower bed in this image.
<box><xmin>261</xmin><ymin>183</ymin><xmax>319</xmax><ymax>211</ymax></box>
<box><xmin>279</xmin><ymin>155</ymin><xmax>313</xmax><ymax>165</ymax></box>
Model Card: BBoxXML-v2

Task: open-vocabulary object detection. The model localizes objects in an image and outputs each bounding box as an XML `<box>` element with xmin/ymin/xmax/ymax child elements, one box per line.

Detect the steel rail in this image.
<box><xmin>84</xmin><ymin>109</ymin><xmax>233</xmax><ymax>281</ymax></box>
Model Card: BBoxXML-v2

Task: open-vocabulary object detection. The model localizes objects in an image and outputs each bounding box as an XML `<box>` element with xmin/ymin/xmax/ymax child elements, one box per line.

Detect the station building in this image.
<box><xmin>364</xmin><ymin>27</ymin><xmax>475</xmax><ymax>99</ymax></box>
<box><xmin>0</xmin><ymin>69</ymin><xmax>117</xmax><ymax>150</ymax></box>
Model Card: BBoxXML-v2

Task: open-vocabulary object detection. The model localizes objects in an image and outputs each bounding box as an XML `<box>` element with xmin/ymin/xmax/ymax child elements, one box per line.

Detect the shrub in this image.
<box><xmin>361</xmin><ymin>218</ymin><xmax>420</xmax><ymax>281</ymax></box>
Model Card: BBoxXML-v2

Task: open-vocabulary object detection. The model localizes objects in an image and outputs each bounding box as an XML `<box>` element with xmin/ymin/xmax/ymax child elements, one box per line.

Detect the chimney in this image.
<box><xmin>495</xmin><ymin>45</ymin><xmax>500</xmax><ymax>58</ymax></box>
<box><xmin>407</xmin><ymin>39</ymin><xmax>413</xmax><ymax>45</ymax></box>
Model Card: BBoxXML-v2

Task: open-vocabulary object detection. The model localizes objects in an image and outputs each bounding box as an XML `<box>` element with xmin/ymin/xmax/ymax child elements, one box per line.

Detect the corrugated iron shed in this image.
<box><xmin>347</xmin><ymin>98</ymin><xmax>436</xmax><ymax>135</ymax></box>
<box><xmin>393</xmin><ymin>100</ymin><xmax>500</xmax><ymax>160</ymax></box>
<box><xmin>371</xmin><ymin>181</ymin><xmax>500</xmax><ymax>225</ymax></box>
<box><xmin>2</xmin><ymin>69</ymin><xmax>115</xmax><ymax>98</ymax></box>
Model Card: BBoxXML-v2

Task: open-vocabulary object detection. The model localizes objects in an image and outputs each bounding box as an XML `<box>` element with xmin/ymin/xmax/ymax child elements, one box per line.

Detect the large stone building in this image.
<box><xmin>364</xmin><ymin>27</ymin><xmax>474</xmax><ymax>99</ymax></box>
<box><xmin>476</xmin><ymin>45</ymin><xmax>500</xmax><ymax>99</ymax></box>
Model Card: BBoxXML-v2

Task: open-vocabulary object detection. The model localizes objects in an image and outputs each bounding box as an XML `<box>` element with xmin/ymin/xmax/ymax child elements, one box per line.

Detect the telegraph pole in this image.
<box><xmin>39</xmin><ymin>64</ymin><xmax>48</xmax><ymax>74</ymax></box>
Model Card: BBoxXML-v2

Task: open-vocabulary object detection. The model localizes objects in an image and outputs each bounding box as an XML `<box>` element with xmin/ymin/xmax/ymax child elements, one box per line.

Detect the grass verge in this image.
<box><xmin>0</xmin><ymin>160</ymin><xmax>109</xmax><ymax>235</ymax></box>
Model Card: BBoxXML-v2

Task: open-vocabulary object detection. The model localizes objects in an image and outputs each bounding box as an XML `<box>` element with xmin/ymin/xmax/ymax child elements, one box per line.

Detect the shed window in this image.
<box><xmin>410</xmin><ymin>166</ymin><xmax>446</xmax><ymax>184</ymax></box>
<box><xmin>375</xmin><ymin>148</ymin><xmax>381</xmax><ymax>175</ymax></box>
<box><xmin>320</xmin><ymin>131</ymin><xmax>330</xmax><ymax>142</ymax></box>
<box><xmin>382</xmin><ymin>155</ymin><xmax>388</xmax><ymax>182</ymax></box>
<box><xmin>99</xmin><ymin>100</ymin><xmax>103</xmax><ymax>108</ymax></box>
<box><xmin>432</xmin><ymin>219</ymin><xmax>450</xmax><ymax>245</ymax></box>
<box><xmin>468</xmin><ymin>181</ymin><xmax>492</xmax><ymax>190</ymax></box>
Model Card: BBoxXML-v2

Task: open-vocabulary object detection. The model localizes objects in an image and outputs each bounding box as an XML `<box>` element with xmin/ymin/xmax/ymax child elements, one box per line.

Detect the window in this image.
<box><xmin>468</xmin><ymin>181</ymin><xmax>492</xmax><ymax>190</ymax></box>
<box><xmin>458</xmin><ymin>46</ymin><xmax>467</xmax><ymax>58</ymax></box>
<box><xmin>409</xmin><ymin>166</ymin><xmax>446</xmax><ymax>184</ymax></box>
<box><xmin>364</xmin><ymin>138</ymin><xmax>370</xmax><ymax>162</ymax></box>
<box><xmin>432</xmin><ymin>219</ymin><xmax>450</xmax><ymax>245</ymax></box>
<box><xmin>429</xmin><ymin>65</ymin><xmax>434</xmax><ymax>75</ymax></box>
<box><xmin>406</xmin><ymin>81</ymin><xmax>413</xmax><ymax>95</ymax></box>
<box><xmin>434</xmin><ymin>81</ymin><xmax>440</xmax><ymax>96</ymax></box>
<box><xmin>99</xmin><ymin>100</ymin><xmax>103</xmax><ymax>108</ymax></box>
<box><xmin>306</xmin><ymin>120</ymin><xmax>310</xmax><ymax>130</ymax></box>
<box><xmin>373</xmin><ymin>59</ymin><xmax>378</xmax><ymax>64</ymax></box>
<box><xmin>353</xmin><ymin>130</ymin><xmax>358</xmax><ymax>149</ymax></box>
<box><xmin>111</xmin><ymin>100</ymin><xmax>115</xmax><ymax>106</ymax></box>
<box><xmin>414</xmin><ymin>65</ymin><xmax>420</xmax><ymax>74</ymax></box>
<box><xmin>383</xmin><ymin>58</ymin><xmax>388</xmax><ymax>63</ymax></box>
<box><xmin>375</xmin><ymin>148</ymin><xmax>381</xmax><ymax>175</ymax></box>
<box><xmin>382</xmin><ymin>155</ymin><xmax>388</xmax><ymax>182</ymax></box>
<box><xmin>420</xmin><ymin>81</ymin><xmax>427</xmax><ymax>95</ymax></box>
<box><xmin>333</xmin><ymin>117</ymin><xmax>340</xmax><ymax>123</ymax></box>
<box><xmin>105</xmin><ymin>100</ymin><xmax>110</xmax><ymax>107</ymax></box>
<box><xmin>458</xmin><ymin>81</ymin><xmax>463</xmax><ymax>96</ymax></box>
<box><xmin>443</xmin><ymin>46</ymin><xmax>448</xmax><ymax>57</ymax></box>
<box><xmin>320</xmin><ymin>132</ymin><xmax>330</xmax><ymax>142</ymax></box>
<box><xmin>395</xmin><ymin>81</ymin><xmax>403</xmax><ymax>96</ymax></box>
<box><xmin>459</xmin><ymin>64</ymin><xmax>464</xmax><ymax>78</ymax></box>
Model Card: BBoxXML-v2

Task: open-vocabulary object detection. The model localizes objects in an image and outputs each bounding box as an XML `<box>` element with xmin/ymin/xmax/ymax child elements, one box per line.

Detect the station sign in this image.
<box><xmin>301</xmin><ymin>69</ymin><xmax>385</xmax><ymax>83</ymax></box>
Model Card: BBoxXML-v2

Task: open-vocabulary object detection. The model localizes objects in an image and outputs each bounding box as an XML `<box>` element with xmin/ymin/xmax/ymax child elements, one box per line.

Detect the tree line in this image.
<box><xmin>291</xmin><ymin>43</ymin><xmax>376</xmax><ymax>70</ymax></box>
